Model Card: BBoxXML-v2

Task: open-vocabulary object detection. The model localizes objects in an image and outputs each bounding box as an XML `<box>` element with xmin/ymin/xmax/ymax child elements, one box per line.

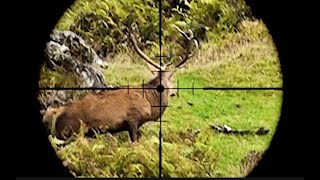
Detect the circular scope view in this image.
<box><xmin>38</xmin><ymin>0</ymin><xmax>283</xmax><ymax>177</ymax></box>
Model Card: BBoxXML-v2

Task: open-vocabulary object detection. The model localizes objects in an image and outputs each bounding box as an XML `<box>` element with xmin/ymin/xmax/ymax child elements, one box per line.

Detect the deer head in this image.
<box><xmin>126</xmin><ymin>24</ymin><xmax>199</xmax><ymax>97</ymax></box>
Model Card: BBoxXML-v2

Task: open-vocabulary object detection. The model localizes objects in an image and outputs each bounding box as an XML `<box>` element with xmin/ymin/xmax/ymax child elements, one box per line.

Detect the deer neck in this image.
<box><xmin>144</xmin><ymin>76</ymin><xmax>170</xmax><ymax>120</ymax></box>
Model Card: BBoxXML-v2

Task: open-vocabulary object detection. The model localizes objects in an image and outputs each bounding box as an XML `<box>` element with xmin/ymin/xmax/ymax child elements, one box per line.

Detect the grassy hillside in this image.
<box><xmin>48</xmin><ymin>18</ymin><xmax>283</xmax><ymax>177</ymax></box>
<box><xmin>42</xmin><ymin>0</ymin><xmax>283</xmax><ymax>177</ymax></box>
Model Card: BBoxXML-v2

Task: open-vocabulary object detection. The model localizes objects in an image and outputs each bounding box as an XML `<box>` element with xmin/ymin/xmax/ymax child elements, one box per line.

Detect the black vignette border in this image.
<box><xmin>17</xmin><ymin>0</ymin><xmax>301</xmax><ymax>178</ymax></box>
<box><xmin>17</xmin><ymin>0</ymin><xmax>75</xmax><ymax>177</ymax></box>
<box><xmin>246</xmin><ymin>0</ymin><xmax>302</xmax><ymax>177</ymax></box>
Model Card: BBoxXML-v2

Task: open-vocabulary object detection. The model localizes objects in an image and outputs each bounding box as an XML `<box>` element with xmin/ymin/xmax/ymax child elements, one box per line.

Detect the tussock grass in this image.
<box><xmin>102</xmin><ymin>20</ymin><xmax>282</xmax><ymax>88</ymax></box>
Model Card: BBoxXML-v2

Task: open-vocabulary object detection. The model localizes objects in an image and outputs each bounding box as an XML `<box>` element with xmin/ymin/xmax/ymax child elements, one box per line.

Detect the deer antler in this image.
<box><xmin>127</xmin><ymin>26</ymin><xmax>164</xmax><ymax>71</ymax></box>
<box><xmin>127</xmin><ymin>24</ymin><xmax>198</xmax><ymax>72</ymax></box>
<box><xmin>173</xmin><ymin>25</ymin><xmax>199</xmax><ymax>69</ymax></box>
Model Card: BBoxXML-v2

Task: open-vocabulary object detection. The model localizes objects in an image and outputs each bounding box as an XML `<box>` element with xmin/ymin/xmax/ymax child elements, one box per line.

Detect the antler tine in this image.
<box><xmin>173</xmin><ymin>25</ymin><xmax>193</xmax><ymax>40</ymax></box>
<box><xmin>188</xmin><ymin>29</ymin><xmax>194</xmax><ymax>39</ymax></box>
<box><xmin>173</xmin><ymin>25</ymin><xmax>198</xmax><ymax>69</ymax></box>
<box><xmin>164</xmin><ymin>61</ymin><xmax>173</xmax><ymax>68</ymax></box>
<box><xmin>127</xmin><ymin>27</ymin><xmax>163</xmax><ymax>70</ymax></box>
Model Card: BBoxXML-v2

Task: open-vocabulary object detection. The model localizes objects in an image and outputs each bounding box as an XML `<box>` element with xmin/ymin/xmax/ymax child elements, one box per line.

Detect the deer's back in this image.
<box><xmin>56</xmin><ymin>89</ymin><xmax>153</xmax><ymax>134</ymax></box>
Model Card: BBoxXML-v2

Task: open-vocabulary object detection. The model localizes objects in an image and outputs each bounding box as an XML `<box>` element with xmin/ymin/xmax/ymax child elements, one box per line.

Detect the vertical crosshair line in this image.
<box><xmin>142</xmin><ymin>79</ymin><xmax>144</xmax><ymax>98</ymax></box>
<box><xmin>158</xmin><ymin>0</ymin><xmax>163</xmax><ymax>178</ymax></box>
<box><xmin>192</xmin><ymin>80</ymin><xmax>195</xmax><ymax>95</ymax></box>
<box><xmin>177</xmin><ymin>79</ymin><xmax>180</xmax><ymax>97</ymax></box>
<box><xmin>127</xmin><ymin>81</ymin><xmax>129</xmax><ymax>94</ymax></box>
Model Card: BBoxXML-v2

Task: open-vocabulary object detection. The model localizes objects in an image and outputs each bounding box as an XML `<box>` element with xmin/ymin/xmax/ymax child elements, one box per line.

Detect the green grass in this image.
<box><xmin>48</xmin><ymin>20</ymin><xmax>283</xmax><ymax>177</ymax></box>
<box><xmin>161</xmin><ymin>90</ymin><xmax>282</xmax><ymax>177</ymax></box>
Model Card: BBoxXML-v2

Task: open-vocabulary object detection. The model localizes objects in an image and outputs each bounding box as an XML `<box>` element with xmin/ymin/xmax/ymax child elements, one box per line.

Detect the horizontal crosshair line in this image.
<box><xmin>155</xmin><ymin>120</ymin><xmax>169</xmax><ymax>122</ymax></box>
<box><xmin>203</xmin><ymin>87</ymin><xmax>283</xmax><ymax>90</ymax></box>
<box><xmin>38</xmin><ymin>87</ymin><xmax>156</xmax><ymax>90</ymax></box>
<box><xmin>151</xmin><ymin>105</ymin><xmax>170</xmax><ymax>108</ymax></box>
<box><xmin>167</xmin><ymin>87</ymin><xmax>204</xmax><ymax>90</ymax></box>
<box><xmin>155</xmin><ymin>55</ymin><xmax>169</xmax><ymax>58</ymax></box>
<box><xmin>38</xmin><ymin>87</ymin><xmax>283</xmax><ymax>91</ymax></box>
<box><xmin>165</xmin><ymin>87</ymin><xmax>283</xmax><ymax>90</ymax></box>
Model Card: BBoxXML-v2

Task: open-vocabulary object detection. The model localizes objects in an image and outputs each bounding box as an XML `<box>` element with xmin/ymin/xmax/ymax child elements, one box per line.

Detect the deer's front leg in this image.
<box><xmin>128</xmin><ymin>121</ymin><xmax>139</xmax><ymax>143</ymax></box>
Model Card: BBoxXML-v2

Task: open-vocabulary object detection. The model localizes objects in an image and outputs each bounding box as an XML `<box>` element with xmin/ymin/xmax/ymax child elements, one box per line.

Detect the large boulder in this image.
<box><xmin>45</xmin><ymin>30</ymin><xmax>108</xmax><ymax>88</ymax></box>
<box><xmin>39</xmin><ymin>30</ymin><xmax>111</xmax><ymax>111</ymax></box>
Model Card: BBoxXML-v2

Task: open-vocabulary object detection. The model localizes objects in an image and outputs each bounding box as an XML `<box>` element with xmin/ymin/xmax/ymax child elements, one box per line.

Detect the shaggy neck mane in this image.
<box><xmin>144</xmin><ymin>74</ymin><xmax>169</xmax><ymax>106</ymax></box>
<box><xmin>144</xmin><ymin>73</ymin><xmax>168</xmax><ymax>88</ymax></box>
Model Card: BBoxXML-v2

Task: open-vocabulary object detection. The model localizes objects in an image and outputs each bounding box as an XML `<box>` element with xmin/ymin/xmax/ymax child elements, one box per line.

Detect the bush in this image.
<box><xmin>55</xmin><ymin>0</ymin><xmax>253</xmax><ymax>62</ymax></box>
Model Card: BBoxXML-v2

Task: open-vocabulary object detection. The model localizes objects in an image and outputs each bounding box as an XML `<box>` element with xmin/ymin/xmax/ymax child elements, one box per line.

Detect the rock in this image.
<box><xmin>39</xmin><ymin>30</ymin><xmax>114</xmax><ymax>111</ymax></box>
<box><xmin>44</xmin><ymin>30</ymin><xmax>108</xmax><ymax>88</ymax></box>
<box><xmin>187</xmin><ymin>101</ymin><xmax>194</xmax><ymax>106</ymax></box>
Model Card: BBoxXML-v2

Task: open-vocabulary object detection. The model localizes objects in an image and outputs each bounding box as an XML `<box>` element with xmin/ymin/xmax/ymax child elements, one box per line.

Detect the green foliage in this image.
<box><xmin>53</xmin><ymin>125</ymin><xmax>161</xmax><ymax>177</ymax></box>
<box><xmin>55</xmin><ymin>0</ymin><xmax>253</xmax><ymax>62</ymax></box>
<box><xmin>39</xmin><ymin>64</ymin><xmax>80</xmax><ymax>87</ymax></box>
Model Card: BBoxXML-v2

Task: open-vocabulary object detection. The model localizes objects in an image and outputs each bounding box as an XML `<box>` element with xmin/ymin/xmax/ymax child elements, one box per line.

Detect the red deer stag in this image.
<box><xmin>42</xmin><ymin>25</ymin><xmax>198</xmax><ymax>142</ymax></box>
